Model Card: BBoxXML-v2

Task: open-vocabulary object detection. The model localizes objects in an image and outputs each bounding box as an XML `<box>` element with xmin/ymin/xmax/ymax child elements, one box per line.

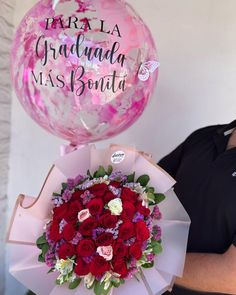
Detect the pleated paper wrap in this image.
<box><xmin>7</xmin><ymin>145</ymin><xmax>190</xmax><ymax>295</ymax></box>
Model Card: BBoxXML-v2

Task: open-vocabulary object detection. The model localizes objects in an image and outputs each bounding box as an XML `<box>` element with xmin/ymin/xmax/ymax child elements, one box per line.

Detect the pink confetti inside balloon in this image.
<box><xmin>11</xmin><ymin>0</ymin><xmax>159</xmax><ymax>144</ymax></box>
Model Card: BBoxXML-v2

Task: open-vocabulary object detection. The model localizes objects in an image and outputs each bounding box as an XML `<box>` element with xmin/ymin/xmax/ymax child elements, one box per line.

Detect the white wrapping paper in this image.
<box><xmin>7</xmin><ymin>145</ymin><xmax>190</xmax><ymax>295</ymax></box>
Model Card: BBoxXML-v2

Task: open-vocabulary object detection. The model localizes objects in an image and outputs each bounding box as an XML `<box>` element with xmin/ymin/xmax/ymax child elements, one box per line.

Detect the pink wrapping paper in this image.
<box><xmin>7</xmin><ymin>145</ymin><xmax>191</xmax><ymax>295</ymax></box>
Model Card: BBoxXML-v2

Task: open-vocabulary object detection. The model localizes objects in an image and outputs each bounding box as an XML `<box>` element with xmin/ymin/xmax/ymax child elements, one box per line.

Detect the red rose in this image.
<box><xmin>90</xmin><ymin>256</ymin><xmax>110</xmax><ymax>276</ymax></box>
<box><xmin>112</xmin><ymin>258</ymin><xmax>128</xmax><ymax>278</ymax></box>
<box><xmin>89</xmin><ymin>183</ymin><xmax>108</xmax><ymax>198</ymax></box>
<box><xmin>96</xmin><ymin>232</ymin><xmax>114</xmax><ymax>246</ymax></box>
<box><xmin>58</xmin><ymin>243</ymin><xmax>75</xmax><ymax>259</ymax></box>
<box><xmin>74</xmin><ymin>258</ymin><xmax>90</xmax><ymax>276</ymax></box>
<box><xmin>122</xmin><ymin>202</ymin><xmax>136</xmax><ymax>220</ymax></box>
<box><xmin>62</xmin><ymin>223</ymin><xmax>76</xmax><ymax>241</ymax></box>
<box><xmin>136</xmin><ymin>221</ymin><xmax>150</xmax><ymax>242</ymax></box>
<box><xmin>64</xmin><ymin>200</ymin><xmax>83</xmax><ymax>223</ymax></box>
<box><xmin>137</xmin><ymin>202</ymin><xmax>150</xmax><ymax>217</ymax></box>
<box><xmin>113</xmin><ymin>242</ymin><xmax>128</xmax><ymax>258</ymax></box>
<box><xmin>121</xmin><ymin>187</ymin><xmax>138</xmax><ymax>203</ymax></box>
<box><xmin>99</xmin><ymin>213</ymin><xmax>118</xmax><ymax>228</ymax></box>
<box><xmin>77</xmin><ymin>239</ymin><xmax>96</xmax><ymax>257</ymax></box>
<box><xmin>71</xmin><ymin>200</ymin><xmax>83</xmax><ymax>213</ymax></box>
<box><xmin>79</xmin><ymin>217</ymin><xmax>97</xmax><ymax>236</ymax></box>
<box><xmin>109</xmin><ymin>181</ymin><xmax>121</xmax><ymax>188</ymax></box>
<box><xmin>53</xmin><ymin>203</ymin><xmax>69</xmax><ymax>220</ymax></box>
<box><xmin>118</xmin><ymin>221</ymin><xmax>135</xmax><ymax>240</ymax></box>
<box><xmin>49</xmin><ymin>221</ymin><xmax>61</xmax><ymax>242</ymax></box>
<box><xmin>129</xmin><ymin>243</ymin><xmax>142</xmax><ymax>260</ymax></box>
<box><xmin>71</xmin><ymin>190</ymin><xmax>85</xmax><ymax>201</ymax></box>
<box><xmin>103</xmin><ymin>191</ymin><xmax>116</xmax><ymax>204</ymax></box>
<box><xmin>87</xmin><ymin>198</ymin><xmax>104</xmax><ymax>216</ymax></box>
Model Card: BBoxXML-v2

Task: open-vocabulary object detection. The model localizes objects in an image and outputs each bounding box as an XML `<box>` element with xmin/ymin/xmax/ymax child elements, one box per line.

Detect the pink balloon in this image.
<box><xmin>11</xmin><ymin>0</ymin><xmax>158</xmax><ymax>144</ymax></box>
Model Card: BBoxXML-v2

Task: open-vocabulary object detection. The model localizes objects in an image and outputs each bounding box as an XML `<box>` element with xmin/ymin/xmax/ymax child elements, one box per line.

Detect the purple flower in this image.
<box><xmin>153</xmin><ymin>225</ymin><xmax>162</xmax><ymax>241</ymax></box>
<box><xmin>67</xmin><ymin>175</ymin><xmax>87</xmax><ymax>190</ymax></box>
<box><xmin>83</xmin><ymin>256</ymin><xmax>94</xmax><ymax>264</ymax></box>
<box><xmin>52</xmin><ymin>196</ymin><xmax>63</xmax><ymax>207</ymax></box>
<box><xmin>71</xmin><ymin>232</ymin><xmax>83</xmax><ymax>245</ymax></box>
<box><xmin>109</xmin><ymin>171</ymin><xmax>127</xmax><ymax>182</ymax></box>
<box><xmin>59</xmin><ymin>219</ymin><xmax>67</xmax><ymax>234</ymax></box>
<box><xmin>152</xmin><ymin>206</ymin><xmax>162</xmax><ymax>220</ymax></box>
<box><xmin>45</xmin><ymin>249</ymin><xmax>56</xmax><ymax>267</ymax></box>
<box><xmin>78</xmin><ymin>179</ymin><xmax>97</xmax><ymax>190</ymax></box>
<box><xmin>141</xmin><ymin>241</ymin><xmax>148</xmax><ymax>251</ymax></box>
<box><xmin>67</xmin><ymin>178</ymin><xmax>75</xmax><ymax>190</ymax></box>
<box><xmin>81</xmin><ymin>190</ymin><xmax>94</xmax><ymax>205</ymax></box>
<box><xmin>62</xmin><ymin>189</ymin><xmax>72</xmax><ymax>203</ymax></box>
<box><xmin>124</xmin><ymin>237</ymin><xmax>136</xmax><ymax>247</ymax></box>
<box><xmin>92</xmin><ymin>228</ymin><xmax>105</xmax><ymax>240</ymax></box>
<box><xmin>108</xmin><ymin>185</ymin><xmax>121</xmax><ymax>197</ymax></box>
<box><xmin>132</xmin><ymin>212</ymin><xmax>144</xmax><ymax>223</ymax></box>
<box><xmin>45</xmin><ymin>223</ymin><xmax>56</xmax><ymax>247</ymax></box>
<box><xmin>126</xmin><ymin>267</ymin><xmax>138</xmax><ymax>279</ymax></box>
<box><xmin>74</xmin><ymin>174</ymin><xmax>87</xmax><ymax>186</ymax></box>
<box><xmin>146</xmin><ymin>253</ymin><xmax>155</xmax><ymax>262</ymax></box>
<box><xmin>145</xmin><ymin>216</ymin><xmax>153</xmax><ymax>232</ymax></box>
<box><xmin>130</xmin><ymin>258</ymin><xmax>137</xmax><ymax>268</ymax></box>
<box><xmin>105</xmin><ymin>228</ymin><xmax>119</xmax><ymax>239</ymax></box>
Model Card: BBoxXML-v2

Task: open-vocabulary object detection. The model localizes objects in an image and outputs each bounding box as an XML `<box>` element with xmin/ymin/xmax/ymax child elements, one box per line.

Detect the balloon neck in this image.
<box><xmin>60</xmin><ymin>143</ymin><xmax>86</xmax><ymax>156</ymax></box>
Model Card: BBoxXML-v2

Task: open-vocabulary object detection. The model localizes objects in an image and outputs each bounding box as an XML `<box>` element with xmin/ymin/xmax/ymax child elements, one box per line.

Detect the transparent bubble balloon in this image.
<box><xmin>11</xmin><ymin>0</ymin><xmax>159</xmax><ymax>144</ymax></box>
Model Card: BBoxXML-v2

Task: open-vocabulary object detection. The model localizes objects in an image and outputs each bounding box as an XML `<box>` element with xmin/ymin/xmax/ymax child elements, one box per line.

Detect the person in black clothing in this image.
<box><xmin>159</xmin><ymin>120</ymin><xmax>236</xmax><ymax>295</ymax></box>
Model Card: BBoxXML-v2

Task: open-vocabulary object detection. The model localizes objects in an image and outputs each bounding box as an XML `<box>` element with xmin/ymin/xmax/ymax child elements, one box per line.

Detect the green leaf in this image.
<box><xmin>137</xmin><ymin>175</ymin><xmax>150</xmax><ymax>187</ymax></box>
<box><xmin>38</xmin><ymin>253</ymin><xmax>45</xmax><ymax>263</ymax></box>
<box><xmin>41</xmin><ymin>243</ymin><xmax>50</xmax><ymax>255</ymax></box>
<box><xmin>87</xmin><ymin>169</ymin><xmax>93</xmax><ymax>179</ymax></box>
<box><xmin>47</xmin><ymin>268</ymin><xmax>54</xmax><ymax>274</ymax></box>
<box><xmin>152</xmin><ymin>241</ymin><xmax>163</xmax><ymax>254</ymax></box>
<box><xmin>36</xmin><ymin>234</ymin><xmax>47</xmax><ymax>246</ymax></box>
<box><xmin>107</xmin><ymin>165</ymin><xmax>113</xmax><ymax>176</ymax></box>
<box><xmin>146</xmin><ymin>186</ymin><xmax>155</xmax><ymax>193</ymax></box>
<box><xmin>127</xmin><ymin>172</ymin><xmax>135</xmax><ymax>183</ymax></box>
<box><xmin>154</xmin><ymin>193</ymin><xmax>166</xmax><ymax>204</ymax></box>
<box><xmin>37</xmin><ymin>243</ymin><xmax>44</xmax><ymax>250</ymax></box>
<box><xmin>62</xmin><ymin>183</ymin><xmax>68</xmax><ymax>190</ymax></box>
<box><xmin>147</xmin><ymin>192</ymin><xmax>155</xmax><ymax>203</ymax></box>
<box><xmin>142</xmin><ymin>262</ymin><xmax>154</xmax><ymax>269</ymax></box>
<box><xmin>52</xmin><ymin>192</ymin><xmax>61</xmax><ymax>197</ymax></box>
<box><xmin>94</xmin><ymin>281</ymin><xmax>112</xmax><ymax>295</ymax></box>
<box><xmin>111</xmin><ymin>280</ymin><xmax>121</xmax><ymax>288</ymax></box>
<box><xmin>56</xmin><ymin>279</ymin><xmax>62</xmax><ymax>285</ymax></box>
<box><xmin>94</xmin><ymin>166</ymin><xmax>106</xmax><ymax>178</ymax></box>
<box><xmin>69</xmin><ymin>278</ymin><xmax>81</xmax><ymax>289</ymax></box>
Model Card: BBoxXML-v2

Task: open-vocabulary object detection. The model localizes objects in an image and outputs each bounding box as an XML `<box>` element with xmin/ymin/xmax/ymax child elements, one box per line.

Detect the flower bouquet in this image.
<box><xmin>8</xmin><ymin>145</ymin><xmax>190</xmax><ymax>295</ymax></box>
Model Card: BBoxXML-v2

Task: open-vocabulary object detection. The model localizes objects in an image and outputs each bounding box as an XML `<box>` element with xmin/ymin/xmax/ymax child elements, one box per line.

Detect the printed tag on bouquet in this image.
<box><xmin>111</xmin><ymin>151</ymin><xmax>125</xmax><ymax>164</ymax></box>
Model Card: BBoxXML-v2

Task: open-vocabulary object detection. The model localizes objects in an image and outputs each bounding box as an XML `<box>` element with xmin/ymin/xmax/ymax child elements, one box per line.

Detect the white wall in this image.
<box><xmin>6</xmin><ymin>1</ymin><xmax>236</xmax><ymax>294</ymax></box>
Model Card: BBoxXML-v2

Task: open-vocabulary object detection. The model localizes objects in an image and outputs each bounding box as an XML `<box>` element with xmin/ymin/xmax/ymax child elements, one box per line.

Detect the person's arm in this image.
<box><xmin>175</xmin><ymin>245</ymin><xmax>236</xmax><ymax>294</ymax></box>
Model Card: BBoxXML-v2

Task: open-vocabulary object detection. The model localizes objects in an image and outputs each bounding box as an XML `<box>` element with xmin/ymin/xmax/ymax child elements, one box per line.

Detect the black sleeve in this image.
<box><xmin>233</xmin><ymin>235</ymin><xmax>236</xmax><ymax>247</ymax></box>
<box><xmin>158</xmin><ymin>143</ymin><xmax>184</xmax><ymax>178</ymax></box>
<box><xmin>158</xmin><ymin>126</ymin><xmax>217</xmax><ymax>178</ymax></box>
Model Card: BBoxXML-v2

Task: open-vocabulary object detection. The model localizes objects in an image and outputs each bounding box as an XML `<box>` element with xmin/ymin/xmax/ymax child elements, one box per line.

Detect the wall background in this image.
<box><xmin>5</xmin><ymin>0</ymin><xmax>236</xmax><ymax>294</ymax></box>
<box><xmin>0</xmin><ymin>0</ymin><xmax>14</xmax><ymax>294</ymax></box>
